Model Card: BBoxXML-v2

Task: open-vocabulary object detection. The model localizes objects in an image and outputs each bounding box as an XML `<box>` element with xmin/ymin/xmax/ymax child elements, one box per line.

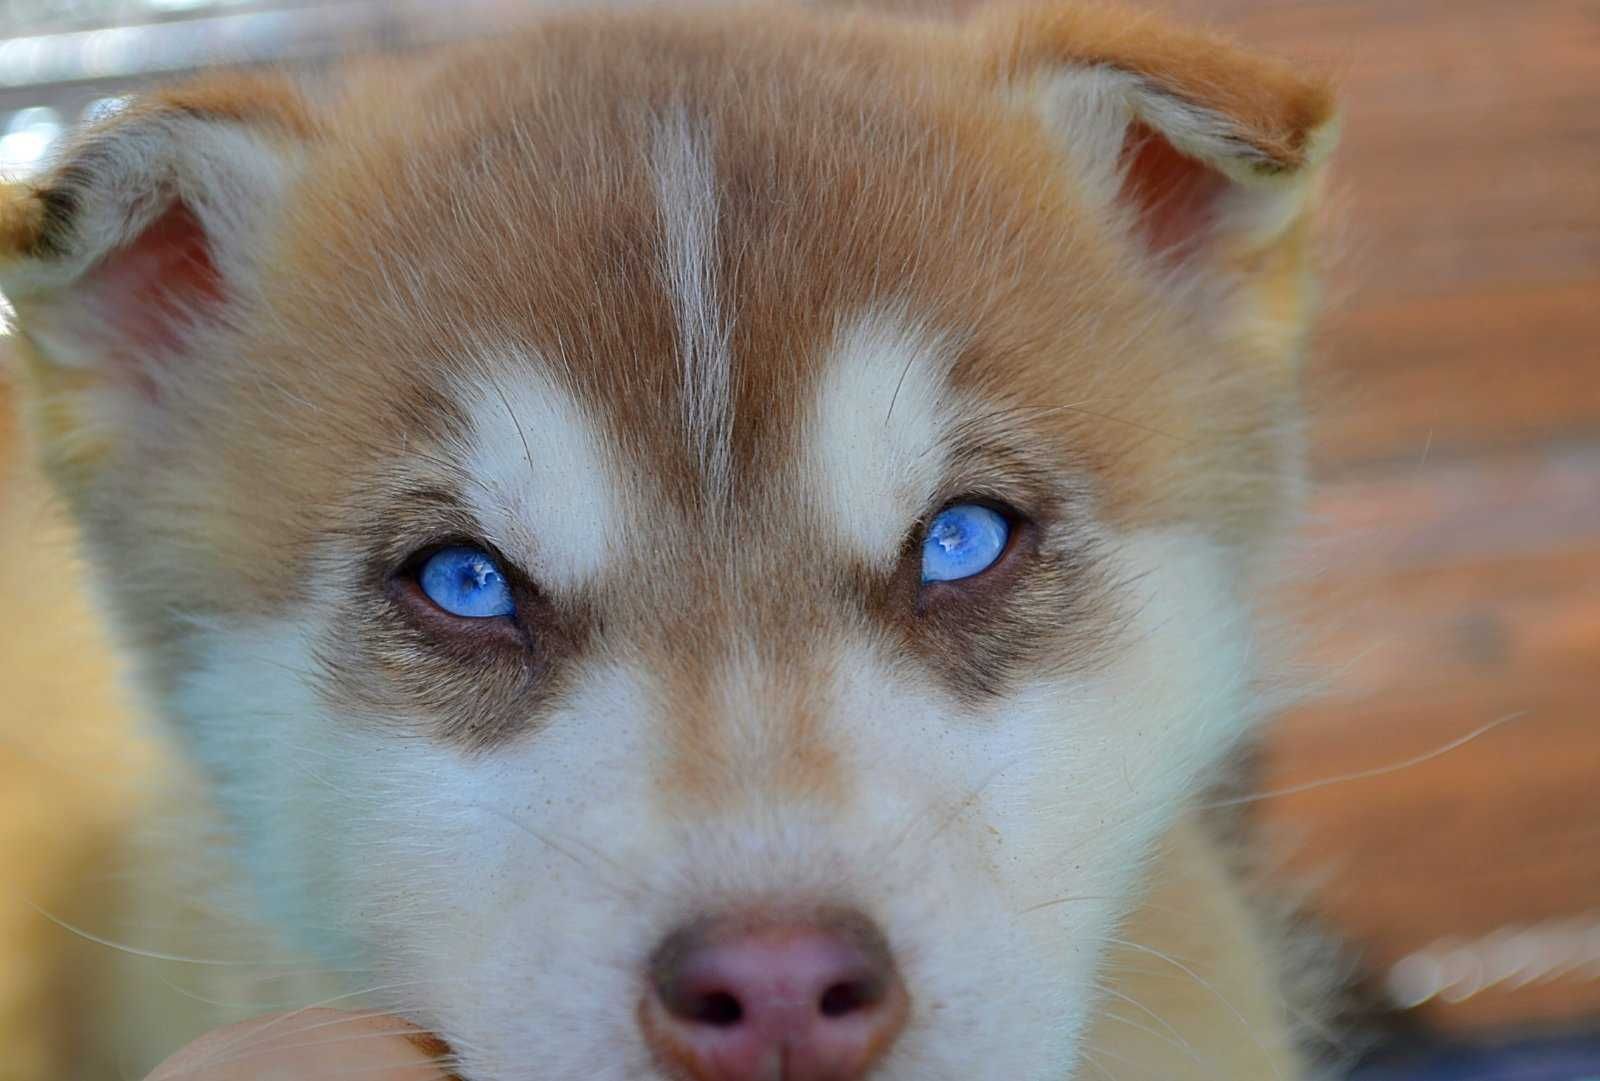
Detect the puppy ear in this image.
<box><xmin>0</xmin><ymin>73</ymin><xmax>314</xmax><ymax>476</ymax></box>
<box><xmin>973</xmin><ymin>3</ymin><xmax>1338</xmax><ymax>355</ymax></box>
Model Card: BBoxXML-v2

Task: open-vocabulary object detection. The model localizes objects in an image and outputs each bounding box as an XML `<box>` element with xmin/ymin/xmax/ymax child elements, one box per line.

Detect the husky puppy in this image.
<box><xmin>0</xmin><ymin>3</ymin><xmax>1338</xmax><ymax>1078</ymax></box>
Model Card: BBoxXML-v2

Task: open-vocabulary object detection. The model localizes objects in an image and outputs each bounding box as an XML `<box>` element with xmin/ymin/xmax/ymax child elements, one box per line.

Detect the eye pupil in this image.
<box><xmin>418</xmin><ymin>545</ymin><xmax>517</xmax><ymax>619</ymax></box>
<box><xmin>459</xmin><ymin>557</ymin><xmax>496</xmax><ymax>590</ymax></box>
<box><xmin>921</xmin><ymin>504</ymin><xmax>1010</xmax><ymax>583</ymax></box>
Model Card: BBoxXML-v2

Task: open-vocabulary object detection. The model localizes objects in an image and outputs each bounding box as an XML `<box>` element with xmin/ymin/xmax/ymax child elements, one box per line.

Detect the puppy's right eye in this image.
<box><xmin>416</xmin><ymin>545</ymin><xmax>517</xmax><ymax>619</ymax></box>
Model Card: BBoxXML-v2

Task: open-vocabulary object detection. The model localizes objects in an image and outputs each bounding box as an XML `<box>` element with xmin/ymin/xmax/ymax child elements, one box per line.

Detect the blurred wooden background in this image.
<box><xmin>1160</xmin><ymin>0</ymin><xmax>1600</xmax><ymax>1033</ymax></box>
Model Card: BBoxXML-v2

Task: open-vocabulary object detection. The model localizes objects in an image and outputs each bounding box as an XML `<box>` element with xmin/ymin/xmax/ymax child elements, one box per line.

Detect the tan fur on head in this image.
<box><xmin>1</xmin><ymin>4</ymin><xmax>1340</xmax><ymax>1079</ymax></box>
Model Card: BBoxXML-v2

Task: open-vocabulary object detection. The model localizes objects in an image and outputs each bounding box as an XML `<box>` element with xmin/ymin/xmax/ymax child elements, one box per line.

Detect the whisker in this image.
<box><xmin>25</xmin><ymin>901</ymin><xmax>315</xmax><ymax>968</ymax></box>
<box><xmin>1075</xmin><ymin>1039</ymin><xmax>1154</xmax><ymax>1081</ymax></box>
<box><xmin>471</xmin><ymin>801</ymin><xmax>656</xmax><ymax>902</ymax></box>
<box><xmin>1202</xmin><ymin>710</ymin><xmax>1527</xmax><ymax>810</ymax></box>
<box><xmin>1096</xmin><ymin>1006</ymin><xmax>1215</xmax><ymax>1077</ymax></box>
<box><xmin>1015</xmin><ymin>893</ymin><xmax>1117</xmax><ymax>917</ymax></box>
<box><xmin>877</xmin><ymin>752</ymin><xmax>1026</xmax><ymax>868</ymax></box>
<box><xmin>151</xmin><ymin>966</ymin><xmax>372</xmax><ymax>1010</ymax></box>
<box><xmin>1103</xmin><ymin>935</ymin><xmax>1288</xmax><ymax>1081</ymax></box>
<box><xmin>1096</xmin><ymin>983</ymin><xmax>1211</xmax><ymax>1068</ymax></box>
<box><xmin>488</xmin><ymin>368</ymin><xmax>540</xmax><ymax>498</ymax></box>
<box><xmin>882</xmin><ymin>340</ymin><xmax>921</xmax><ymax>427</ymax></box>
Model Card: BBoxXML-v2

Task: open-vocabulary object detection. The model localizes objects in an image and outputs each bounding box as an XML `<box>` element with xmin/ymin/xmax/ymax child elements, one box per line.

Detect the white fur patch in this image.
<box><xmin>452</xmin><ymin>363</ymin><xmax>623</xmax><ymax>591</ymax></box>
<box><xmin>803</xmin><ymin>310</ymin><xmax>957</xmax><ymax>566</ymax></box>
<box><xmin>651</xmin><ymin>109</ymin><xmax>733</xmax><ymax>504</ymax></box>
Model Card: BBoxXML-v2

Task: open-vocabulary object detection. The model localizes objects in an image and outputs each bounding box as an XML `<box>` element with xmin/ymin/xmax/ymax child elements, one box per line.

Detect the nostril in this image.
<box><xmin>645</xmin><ymin>913</ymin><xmax>909</xmax><ymax>1081</ymax></box>
<box><xmin>690</xmin><ymin>989</ymin><xmax>744</xmax><ymax>1028</ymax></box>
<box><xmin>817</xmin><ymin>978</ymin><xmax>879</xmax><ymax>1018</ymax></box>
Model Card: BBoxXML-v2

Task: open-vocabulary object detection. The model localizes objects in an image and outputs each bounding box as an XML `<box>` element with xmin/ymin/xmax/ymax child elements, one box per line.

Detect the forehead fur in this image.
<box><xmin>119</xmin><ymin>5</ymin><xmax>1300</xmax><ymax>644</ymax></box>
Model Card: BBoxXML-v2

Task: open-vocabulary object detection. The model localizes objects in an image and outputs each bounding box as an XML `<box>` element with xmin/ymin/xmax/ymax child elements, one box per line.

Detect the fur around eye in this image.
<box><xmin>921</xmin><ymin>504</ymin><xmax>1010</xmax><ymax>583</ymax></box>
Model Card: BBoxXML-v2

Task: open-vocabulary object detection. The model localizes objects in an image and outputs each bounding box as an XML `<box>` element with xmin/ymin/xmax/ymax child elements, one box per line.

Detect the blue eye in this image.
<box><xmin>417</xmin><ymin>546</ymin><xmax>516</xmax><ymax>619</ymax></box>
<box><xmin>921</xmin><ymin>504</ymin><xmax>1010</xmax><ymax>583</ymax></box>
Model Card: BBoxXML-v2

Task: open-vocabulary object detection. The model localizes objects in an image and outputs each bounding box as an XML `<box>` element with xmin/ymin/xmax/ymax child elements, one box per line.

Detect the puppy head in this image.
<box><xmin>1</xmin><ymin>5</ymin><xmax>1334</xmax><ymax>1079</ymax></box>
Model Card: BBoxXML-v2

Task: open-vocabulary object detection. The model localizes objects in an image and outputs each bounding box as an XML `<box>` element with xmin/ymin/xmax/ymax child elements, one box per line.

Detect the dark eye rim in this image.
<box><xmin>387</xmin><ymin>537</ymin><xmax>532</xmax><ymax>646</ymax></box>
<box><xmin>914</xmin><ymin>496</ymin><xmax>1037</xmax><ymax>606</ymax></box>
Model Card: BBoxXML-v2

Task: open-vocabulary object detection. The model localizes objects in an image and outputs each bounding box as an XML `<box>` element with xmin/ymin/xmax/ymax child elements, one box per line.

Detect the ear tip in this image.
<box><xmin>1253</xmin><ymin>77</ymin><xmax>1339</xmax><ymax>178</ymax></box>
<box><xmin>0</xmin><ymin>184</ymin><xmax>47</xmax><ymax>261</ymax></box>
<box><xmin>976</xmin><ymin>1</ymin><xmax>1341</xmax><ymax>176</ymax></box>
<box><xmin>1269</xmin><ymin>60</ymin><xmax>1341</xmax><ymax>153</ymax></box>
<box><xmin>1298</xmin><ymin>106</ymin><xmax>1343</xmax><ymax>169</ymax></box>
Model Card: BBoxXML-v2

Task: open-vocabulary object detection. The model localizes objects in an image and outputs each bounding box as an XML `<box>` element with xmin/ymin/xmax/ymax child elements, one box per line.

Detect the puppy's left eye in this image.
<box><xmin>921</xmin><ymin>504</ymin><xmax>1010</xmax><ymax>583</ymax></box>
<box><xmin>417</xmin><ymin>545</ymin><xmax>517</xmax><ymax>618</ymax></box>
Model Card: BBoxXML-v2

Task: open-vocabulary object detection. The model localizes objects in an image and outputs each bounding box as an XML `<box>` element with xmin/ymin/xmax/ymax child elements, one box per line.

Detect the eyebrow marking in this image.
<box><xmin>452</xmin><ymin>360</ymin><xmax>623</xmax><ymax>591</ymax></box>
<box><xmin>652</xmin><ymin>107</ymin><xmax>733</xmax><ymax>508</ymax></box>
<box><xmin>803</xmin><ymin>309</ymin><xmax>957</xmax><ymax>567</ymax></box>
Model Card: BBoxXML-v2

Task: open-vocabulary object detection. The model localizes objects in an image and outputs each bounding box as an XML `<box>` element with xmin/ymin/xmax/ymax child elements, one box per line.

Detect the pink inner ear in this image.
<box><xmin>79</xmin><ymin>201</ymin><xmax>224</xmax><ymax>370</ymax></box>
<box><xmin>1118</xmin><ymin>122</ymin><xmax>1231</xmax><ymax>262</ymax></box>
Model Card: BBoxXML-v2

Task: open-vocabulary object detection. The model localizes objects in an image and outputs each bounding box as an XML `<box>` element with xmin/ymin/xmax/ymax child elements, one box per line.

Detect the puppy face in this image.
<box><xmin>1</xmin><ymin>5</ymin><xmax>1334</xmax><ymax>1079</ymax></box>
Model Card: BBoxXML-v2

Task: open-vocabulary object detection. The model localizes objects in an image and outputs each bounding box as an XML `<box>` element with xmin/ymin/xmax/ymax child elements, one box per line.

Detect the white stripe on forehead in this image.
<box><xmin>652</xmin><ymin>108</ymin><xmax>733</xmax><ymax>506</ymax></box>
<box><xmin>803</xmin><ymin>310</ymin><xmax>956</xmax><ymax>567</ymax></box>
<box><xmin>453</xmin><ymin>364</ymin><xmax>622</xmax><ymax>591</ymax></box>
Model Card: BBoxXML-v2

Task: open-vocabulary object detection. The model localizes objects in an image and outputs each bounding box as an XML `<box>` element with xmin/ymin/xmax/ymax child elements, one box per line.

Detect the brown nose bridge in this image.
<box><xmin>652</xmin><ymin>612</ymin><xmax>847</xmax><ymax>810</ymax></box>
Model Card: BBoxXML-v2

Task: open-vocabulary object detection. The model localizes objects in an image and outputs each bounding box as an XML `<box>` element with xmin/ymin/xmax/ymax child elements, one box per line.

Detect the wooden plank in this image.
<box><xmin>1308</xmin><ymin>284</ymin><xmax>1600</xmax><ymax>469</ymax></box>
<box><xmin>1264</xmin><ymin>439</ymin><xmax>1600</xmax><ymax>1027</ymax></box>
<box><xmin>1265</xmin><ymin>677</ymin><xmax>1600</xmax><ymax>1028</ymax></box>
<box><xmin>1298</xmin><ymin>444</ymin><xmax>1600</xmax><ymax>575</ymax></box>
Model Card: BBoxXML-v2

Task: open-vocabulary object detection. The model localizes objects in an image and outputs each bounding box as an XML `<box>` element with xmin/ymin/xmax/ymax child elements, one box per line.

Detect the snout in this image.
<box><xmin>641</xmin><ymin>910</ymin><xmax>908</xmax><ymax>1081</ymax></box>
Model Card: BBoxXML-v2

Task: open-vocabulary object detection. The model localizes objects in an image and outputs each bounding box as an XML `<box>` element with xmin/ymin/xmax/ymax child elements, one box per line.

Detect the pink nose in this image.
<box><xmin>643</xmin><ymin>913</ymin><xmax>908</xmax><ymax>1081</ymax></box>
